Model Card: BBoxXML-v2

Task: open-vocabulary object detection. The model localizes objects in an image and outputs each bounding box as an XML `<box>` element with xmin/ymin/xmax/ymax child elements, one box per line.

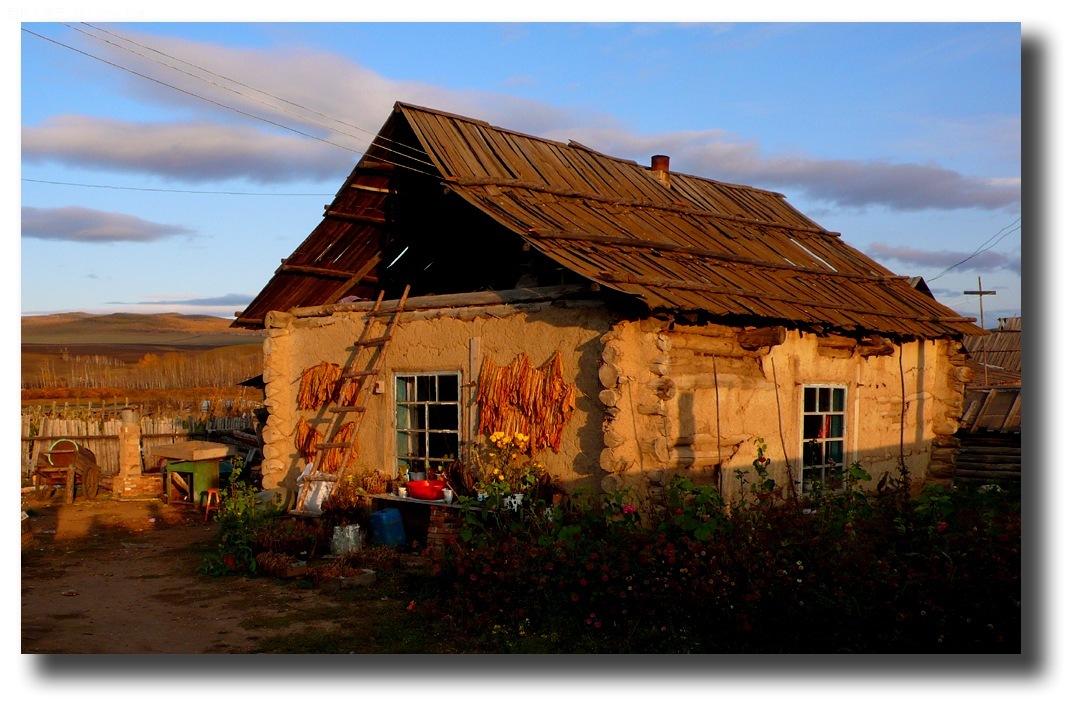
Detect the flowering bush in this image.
<box><xmin>429</xmin><ymin>464</ymin><xmax>1021</xmax><ymax>653</ymax></box>
<box><xmin>471</xmin><ymin>431</ymin><xmax>545</xmax><ymax>495</ymax></box>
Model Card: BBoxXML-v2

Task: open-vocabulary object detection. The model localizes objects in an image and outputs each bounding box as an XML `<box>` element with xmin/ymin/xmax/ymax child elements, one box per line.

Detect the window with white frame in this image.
<box><xmin>395</xmin><ymin>372</ymin><xmax>461</xmax><ymax>477</ymax></box>
<box><xmin>800</xmin><ymin>385</ymin><xmax>847</xmax><ymax>494</ymax></box>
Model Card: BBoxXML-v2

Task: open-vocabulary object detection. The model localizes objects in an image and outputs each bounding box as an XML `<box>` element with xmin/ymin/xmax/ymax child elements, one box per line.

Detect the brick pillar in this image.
<box><xmin>115</xmin><ymin>409</ymin><xmax>143</xmax><ymax>496</ymax></box>
<box><xmin>427</xmin><ymin>506</ymin><xmax>461</xmax><ymax>552</ymax></box>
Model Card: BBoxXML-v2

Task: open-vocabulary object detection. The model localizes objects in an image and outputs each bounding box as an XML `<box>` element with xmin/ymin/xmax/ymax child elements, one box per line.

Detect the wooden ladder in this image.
<box><xmin>293</xmin><ymin>285</ymin><xmax>410</xmax><ymax>513</ymax></box>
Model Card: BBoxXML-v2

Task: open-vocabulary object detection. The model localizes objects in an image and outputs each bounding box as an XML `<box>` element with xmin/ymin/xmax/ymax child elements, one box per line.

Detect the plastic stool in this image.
<box><xmin>204</xmin><ymin>489</ymin><xmax>220</xmax><ymax>521</ymax></box>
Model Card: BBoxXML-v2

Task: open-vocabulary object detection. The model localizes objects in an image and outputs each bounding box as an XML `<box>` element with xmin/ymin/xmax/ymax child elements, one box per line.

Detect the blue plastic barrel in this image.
<box><xmin>368</xmin><ymin>508</ymin><xmax>405</xmax><ymax>547</ymax></box>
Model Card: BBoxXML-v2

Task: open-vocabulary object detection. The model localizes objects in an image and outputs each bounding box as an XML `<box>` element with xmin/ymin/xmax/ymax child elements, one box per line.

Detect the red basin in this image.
<box><xmin>406</xmin><ymin>479</ymin><xmax>446</xmax><ymax>500</ymax></box>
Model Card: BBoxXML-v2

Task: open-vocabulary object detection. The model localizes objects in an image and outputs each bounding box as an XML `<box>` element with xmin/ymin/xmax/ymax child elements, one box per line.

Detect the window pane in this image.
<box><xmin>428</xmin><ymin>404</ymin><xmax>458</xmax><ymax>431</ymax></box>
<box><xmin>803</xmin><ymin>415</ymin><xmax>823</xmax><ymax>439</ymax></box>
<box><xmin>402</xmin><ymin>405</ymin><xmax>426</xmax><ymax>430</ymax></box>
<box><xmin>832</xmin><ymin>388</ymin><xmax>845</xmax><ymax>412</ymax></box>
<box><xmin>416</xmin><ymin>375</ymin><xmax>434</xmax><ymax>402</ymax></box>
<box><xmin>429</xmin><ymin>432</ymin><xmax>458</xmax><ymax>460</ymax></box>
<box><xmin>397</xmin><ymin>430</ymin><xmax>422</xmax><ymax>459</ymax></box>
<box><xmin>804</xmin><ymin>387</ymin><xmax>816</xmax><ymax>413</ymax></box>
<box><xmin>818</xmin><ymin>387</ymin><xmax>830</xmax><ymax>413</ymax></box>
<box><xmin>828</xmin><ymin>440</ymin><xmax>844</xmax><ymax>465</ymax></box>
<box><xmin>828</xmin><ymin>415</ymin><xmax>844</xmax><ymax>439</ymax></box>
<box><xmin>803</xmin><ymin>440</ymin><xmax>823</xmax><ymax>467</ymax></box>
<box><xmin>438</xmin><ymin>376</ymin><xmax>459</xmax><ymax>402</ymax></box>
<box><xmin>396</xmin><ymin>376</ymin><xmax>413</xmax><ymax>402</ymax></box>
<box><xmin>396</xmin><ymin>404</ymin><xmax>418</xmax><ymax>430</ymax></box>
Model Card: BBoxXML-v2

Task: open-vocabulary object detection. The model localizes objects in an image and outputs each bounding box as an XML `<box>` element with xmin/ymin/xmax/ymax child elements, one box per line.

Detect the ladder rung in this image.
<box><xmin>315</xmin><ymin>441</ymin><xmax>354</xmax><ymax>450</ymax></box>
<box><xmin>341</xmin><ymin>370</ymin><xmax>378</xmax><ymax>379</ymax></box>
<box><xmin>328</xmin><ymin>405</ymin><xmax>367</xmax><ymax>414</ymax></box>
<box><xmin>351</xmin><ymin>335</ymin><xmax>391</xmax><ymax>347</ymax></box>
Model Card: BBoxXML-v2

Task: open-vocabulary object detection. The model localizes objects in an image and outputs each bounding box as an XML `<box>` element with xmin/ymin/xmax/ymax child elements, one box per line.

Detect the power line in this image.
<box><xmin>22</xmin><ymin>178</ymin><xmax>333</xmax><ymax>197</ymax></box>
<box><xmin>21</xmin><ymin>26</ymin><xmax>439</xmax><ymax>179</ymax></box>
<box><xmin>928</xmin><ymin>218</ymin><xmax>1021</xmax><ymax>282</ymax></box>
<box><xmin>71</xmin><ymin>23</ymin><xmax>436</xmax><ymax>172</ymax></box>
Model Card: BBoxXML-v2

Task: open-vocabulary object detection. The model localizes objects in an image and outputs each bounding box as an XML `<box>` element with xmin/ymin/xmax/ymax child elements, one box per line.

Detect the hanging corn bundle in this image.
<box><xmin>297</xmin><ymin>361</ymin><xmax>343</xmax><ymax>410</ymax></box>
<box><xmin>319</xmin><ymin>422</ymin><xmax>357</xmax><ymax>474</ymax></box>
<box><xmin>476</xmin><ymin>350</ymin><xmax>576</xmax><ymax>453</ymax></box>
<box><xmin>294</xmin><ymin>416</ymin><xmax>323</xmax><ymax>462</ymax></box>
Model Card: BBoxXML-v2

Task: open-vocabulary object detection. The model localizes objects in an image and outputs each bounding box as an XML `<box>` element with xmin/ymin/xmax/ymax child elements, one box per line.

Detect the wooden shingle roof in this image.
<box><xmin>235</xmin><ymin>102</ymin><xmax>981</xmax><ymax>339</ymax></box>
<box><xmin>963</xmin><ymin>316</ymin><xmax>1022</xmax><ymax>384</ymax></box>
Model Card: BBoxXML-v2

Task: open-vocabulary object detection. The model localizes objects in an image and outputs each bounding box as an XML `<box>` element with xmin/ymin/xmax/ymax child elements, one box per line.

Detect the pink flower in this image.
<box><xmin>623</xmin><ymin>505</ymin><xmax>636</xmax><ymax>514</ymax></box>
<box><xmin>936</xmin><ymin>521</ymin><xmax>948</xmax><ymax>533</ymax></box>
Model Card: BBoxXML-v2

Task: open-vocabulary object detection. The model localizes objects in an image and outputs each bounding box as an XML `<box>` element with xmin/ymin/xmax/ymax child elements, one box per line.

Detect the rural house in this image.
<box><xmin>234</xmin><ymin>102</ymin><xmax>983</xmax><ymax>505</ymax></box>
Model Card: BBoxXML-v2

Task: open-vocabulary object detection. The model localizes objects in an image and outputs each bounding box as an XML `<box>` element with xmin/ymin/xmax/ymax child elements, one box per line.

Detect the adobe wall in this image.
<box><xmin>597</xmin><ymin>320</ymin><xmax>970</xmax><ymax>502</ymax></box>
<box><xmin>258</xmin><ymin>301</ymin><xmax>614</xmax><ymax>493</ymax></box>
<box><xmin>259</xmin><ymin>302</ymin><xmax>969</xmax><ymax>502</ymax></box>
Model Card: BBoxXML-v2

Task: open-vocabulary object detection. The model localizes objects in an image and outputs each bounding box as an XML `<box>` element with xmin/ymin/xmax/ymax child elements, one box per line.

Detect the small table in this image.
<box><xmin>370</xmin><ymin>494</ymin><xmax>465</xmax><ymax>549</ymax></box>
<box><xmin>152</xmin><ymin>441</ymin><xmax>233</xmax><ymax>507</ymax></box>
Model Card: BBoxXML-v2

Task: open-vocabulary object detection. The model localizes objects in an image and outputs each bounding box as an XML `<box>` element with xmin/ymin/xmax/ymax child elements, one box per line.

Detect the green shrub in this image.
<box><xmin>200</xmin><ymin>468</ymin><xmax>282</xmax><ymax>576</ymax></box>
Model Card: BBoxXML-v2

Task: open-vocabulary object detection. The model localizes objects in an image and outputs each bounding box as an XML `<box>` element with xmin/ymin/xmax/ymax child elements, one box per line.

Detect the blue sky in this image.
<box><xmin>19</xmin><ymin>21</ymin><xmax>1023</xmax><ymax>326</ymax></box>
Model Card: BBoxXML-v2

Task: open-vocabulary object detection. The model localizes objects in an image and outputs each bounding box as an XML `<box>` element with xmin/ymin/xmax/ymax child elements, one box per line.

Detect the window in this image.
<box><xmin>395</xmin><ymin>372</ymin><xmax>461</xmax><ymax>476</ymax></box>
<box><xmin>801</xmin><ymin>385</ymin><xmax>847</xmax><ymax>494</ymax></box>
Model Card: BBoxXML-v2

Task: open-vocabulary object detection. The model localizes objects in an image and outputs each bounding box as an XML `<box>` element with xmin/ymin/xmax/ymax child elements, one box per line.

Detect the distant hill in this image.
<box><xmin>21</xmin><ymin>312</ymin><xmax>264</xmax><ymax>347</ymax></box>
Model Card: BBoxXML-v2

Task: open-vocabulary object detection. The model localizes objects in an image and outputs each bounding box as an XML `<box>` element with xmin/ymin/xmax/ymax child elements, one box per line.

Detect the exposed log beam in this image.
<box><xmin>324</xmin><ymin>254</ymin><xmax>383</xmax><ymax>305</ymax></box>
<box><xmin>354</xmin><ymin>161</ymin><xmax>395</xmax><ymax>173</ymax></box>
<box><xmin>858</xmin><ymin>335</ymin><xmax>896</xmax><ymax>357</ymax></box>
<box><xmin>323</xmin><ymin>209</ymin><xmax>387</xmax><ymax>225</ymax></box>
<box><xmin>289</xmin><ymin>284</ymin><xmax>589</xmax><ymax>319</ymax></box>
<box><xmin>350</xmin><ymin>183</ymin><xmax>391</xmax><ymax>193</ymax></box>
<box><xmin>737</xmin><ymin>326</ymin><xmax>786</xmax><ymax>350</ymax></box>
<box><xmin>276</xmin><ymin>262</ymin><xmax>353</xmax><ymax>279</ymax></box>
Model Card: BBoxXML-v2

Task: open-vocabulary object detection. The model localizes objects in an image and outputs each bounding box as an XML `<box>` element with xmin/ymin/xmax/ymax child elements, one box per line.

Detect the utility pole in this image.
<box><xmin>964</xmin><ymin>276</ymin><xmax>996</xmax><ymax>385</ymax></box>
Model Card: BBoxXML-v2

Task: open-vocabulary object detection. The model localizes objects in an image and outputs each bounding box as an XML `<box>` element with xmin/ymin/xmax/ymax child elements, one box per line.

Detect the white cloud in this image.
<box><xmin>868</xmin><ymin>242</ymin><xmax>1021</xmax><ymax>275</ymax></box>
<box><xmin>22</xmin><ymin>116</ymin><xmax>351</xmax><ymax>183</ymax></box>
<box><xmin>21</xmin><ymin>206</ymin><xmax>194</xmax><ymax>243</ymax></box>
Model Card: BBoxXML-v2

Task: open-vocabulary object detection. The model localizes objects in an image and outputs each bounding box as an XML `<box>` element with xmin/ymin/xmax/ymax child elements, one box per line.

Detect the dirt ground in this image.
<box><xmin>20</xmin><ymin>493</ymin><xmax>372</xmax><ymax>654</ymax></box>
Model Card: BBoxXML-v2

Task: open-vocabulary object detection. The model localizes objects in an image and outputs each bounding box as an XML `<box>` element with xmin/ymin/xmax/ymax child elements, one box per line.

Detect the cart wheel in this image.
<box><xmin>83</xmin><ymin>466</ymin><xmax>100</xmax><ymax>499</ymax></box>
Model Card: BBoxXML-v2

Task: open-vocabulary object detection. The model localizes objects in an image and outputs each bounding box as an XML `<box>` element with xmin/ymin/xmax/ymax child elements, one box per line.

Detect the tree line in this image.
<box><xmin>24</xmin><ymin>346</ymin><xmax>262</xmax><ymax>391</ymax></box>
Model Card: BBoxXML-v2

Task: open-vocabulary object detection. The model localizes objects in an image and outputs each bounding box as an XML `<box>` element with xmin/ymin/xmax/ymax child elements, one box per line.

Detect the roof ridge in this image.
<box><xmin>397</xmin><ymin>102</ymin><xmax>788</xmax><ymax>199</ymax></box>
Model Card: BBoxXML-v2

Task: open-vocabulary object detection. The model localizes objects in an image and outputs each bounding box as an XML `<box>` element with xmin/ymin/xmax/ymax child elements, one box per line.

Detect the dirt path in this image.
<box><xmin>20</xmin><ymin>495</ymin><xmax>351</xmax><ymax>654</ymax></box>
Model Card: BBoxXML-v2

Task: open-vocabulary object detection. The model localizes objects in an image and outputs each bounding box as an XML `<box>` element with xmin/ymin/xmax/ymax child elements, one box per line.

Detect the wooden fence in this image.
<box><xmin>20</xmin><ymin>410</ymin><xmax>259</xmax><ymax>479</ymax></box>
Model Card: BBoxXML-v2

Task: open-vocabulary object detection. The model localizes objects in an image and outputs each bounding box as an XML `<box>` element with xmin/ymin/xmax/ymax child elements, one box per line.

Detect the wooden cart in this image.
<box><xmin>34</xmin><ymin>439</ymin><xmax>101</xmax><ymax>504</ymax></box>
